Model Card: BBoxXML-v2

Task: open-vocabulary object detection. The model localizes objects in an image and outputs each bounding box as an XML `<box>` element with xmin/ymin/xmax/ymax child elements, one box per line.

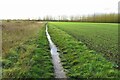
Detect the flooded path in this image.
<box><xmin>46</xmin><ymin>24</ymin><xmax>66</xmax><ymax>78</ymax></box>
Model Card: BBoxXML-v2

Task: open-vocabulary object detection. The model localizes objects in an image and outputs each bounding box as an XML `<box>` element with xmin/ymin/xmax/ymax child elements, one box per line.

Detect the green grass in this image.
<box><xmin>2</xmin><ymin>23</ymin><xmax>54</xmax><ymax>78</ymax></box>
<box><xmin>49</xmin><ymin>22</ymin><xmax>118</xmax><ymax>65</ymax></box>
<box><xmin>48</xmin><ymin>23</ymin><xmax>120</xmax><ymax>78</ymax></box>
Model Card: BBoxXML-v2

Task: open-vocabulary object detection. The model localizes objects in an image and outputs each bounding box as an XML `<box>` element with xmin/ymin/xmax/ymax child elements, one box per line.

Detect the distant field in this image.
<box><xmin>49</xmin><ymin>22</ymin><xmax>118</xmax><ymax>64</ymax></box>
<box><xmin>2</xmin><ymin>21</ymin><xmax>41</xmax><ymax>55</ymax></box>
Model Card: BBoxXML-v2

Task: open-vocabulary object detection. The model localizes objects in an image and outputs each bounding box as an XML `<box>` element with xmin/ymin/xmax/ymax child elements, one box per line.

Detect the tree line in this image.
<box><xmin>3</xmin><ymin>13</ymin><xmax>119</xmax><ymax>23</ymax></box>
<box><xmin>40</xmin><ymin>13</ymin><xmax>119</xmax><ymax>23</ymax></box>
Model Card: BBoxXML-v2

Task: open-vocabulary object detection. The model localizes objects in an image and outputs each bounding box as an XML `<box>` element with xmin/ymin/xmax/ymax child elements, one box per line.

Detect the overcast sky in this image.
<box><xmin>0</xmin><ymin>0</ymin><xmax>119</xmax><ymax>19</ymax></box>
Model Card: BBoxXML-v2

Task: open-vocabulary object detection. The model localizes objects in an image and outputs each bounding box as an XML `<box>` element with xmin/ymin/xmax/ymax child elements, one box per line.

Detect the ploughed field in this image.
<box><xmin>49</xmin><ymin>22</ymin><xmax>118</xmax><ymax>65</ymax></box>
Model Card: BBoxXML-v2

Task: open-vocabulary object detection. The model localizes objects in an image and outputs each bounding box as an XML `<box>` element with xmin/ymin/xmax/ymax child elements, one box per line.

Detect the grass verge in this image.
<box><xmin>2</xmin><ymin>24</ymin><xmax>54</xmax><ymax>79</ymax></box>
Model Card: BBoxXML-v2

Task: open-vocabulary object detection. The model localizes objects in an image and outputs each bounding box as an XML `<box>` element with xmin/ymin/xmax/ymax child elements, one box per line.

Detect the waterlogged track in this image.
<box><xmin>46</xmin><ymin>24</ymin><xmax>66</xmax><ymax>78</ymax></box>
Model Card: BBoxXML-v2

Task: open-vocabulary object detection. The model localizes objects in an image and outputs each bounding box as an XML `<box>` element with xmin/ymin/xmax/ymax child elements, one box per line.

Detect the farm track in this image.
<box><xmin>46</xmin><ymin>24</ymin><xmax>66</xmax><ymax>78</ymax></box>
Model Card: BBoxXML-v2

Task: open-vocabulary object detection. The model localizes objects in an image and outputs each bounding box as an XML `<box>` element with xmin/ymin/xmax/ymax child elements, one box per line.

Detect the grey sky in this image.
<box><xmin>0</xmin><ymin>0</ymin><xmax>119</xmax><ymax>19</ymax></box>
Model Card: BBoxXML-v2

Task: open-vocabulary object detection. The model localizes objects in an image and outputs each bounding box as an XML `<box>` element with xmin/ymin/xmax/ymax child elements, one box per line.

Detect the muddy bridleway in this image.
<box><xmin>45</xmin><ymin>24</ymin><xmax>66</xmax><ymax>78</ymax></box>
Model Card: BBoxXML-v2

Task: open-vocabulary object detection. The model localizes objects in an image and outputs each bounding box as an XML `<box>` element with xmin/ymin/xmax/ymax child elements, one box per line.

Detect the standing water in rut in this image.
<box><xmin>46</xmin><ymin>24</ymin><xmax>66</xmax><ymax>78</ymax></box>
